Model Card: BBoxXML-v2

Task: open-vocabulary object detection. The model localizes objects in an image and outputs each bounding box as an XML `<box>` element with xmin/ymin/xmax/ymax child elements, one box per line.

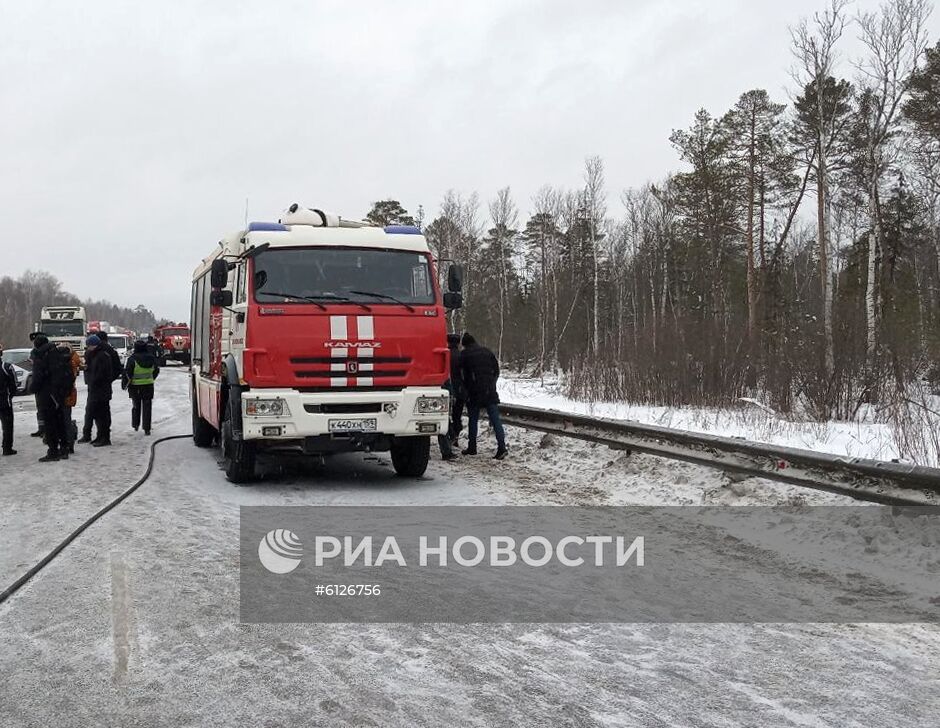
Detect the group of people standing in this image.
<box><xmin>439</xmin><ymin>332</ymin><xmax>508</xmax><ymax>461</ymax></box>
<box><xmin>2</xmin><ymin>327</ymin><xmax>504</xmax><ymax>464</ymax></box>
<box><xmin>0</xmin><ymin>331</ymin><xmax>161</xmax><ymax>462</ymax></box>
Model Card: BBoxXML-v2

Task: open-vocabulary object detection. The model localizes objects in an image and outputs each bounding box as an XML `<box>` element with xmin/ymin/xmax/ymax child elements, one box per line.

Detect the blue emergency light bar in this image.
<box><xmin>247</xmin><ymin>222</ymin><xmax>289</xmax><ymax>232</ymax></box>
<box><xmin>384</xmin><ymin>225</ymin><xmax>422</xmax><ymax>235</ymax></box>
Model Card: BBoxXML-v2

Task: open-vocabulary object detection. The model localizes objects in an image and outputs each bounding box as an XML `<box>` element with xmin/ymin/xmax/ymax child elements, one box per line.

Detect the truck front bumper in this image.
<box><xmin>239</xmin><ymin>387</ymin><xmax>449</xmax><ymax>441</ymax></box>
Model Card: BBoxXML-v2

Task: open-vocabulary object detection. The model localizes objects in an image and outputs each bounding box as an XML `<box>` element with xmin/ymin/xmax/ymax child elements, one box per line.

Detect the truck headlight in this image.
<box><xmin>244</xmin><ymin>398</ymin><xmax>290</xmax><ymax>416</ymax></box>
<box><xmin>414</xmin><ymin>395</ymin><xmax>449</xmax><ymax>415</ymax></box>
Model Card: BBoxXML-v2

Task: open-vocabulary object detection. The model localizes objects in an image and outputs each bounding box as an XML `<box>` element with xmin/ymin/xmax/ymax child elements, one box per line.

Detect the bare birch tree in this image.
<box><xmin>791</xmin><ymin>0</ymin><xmax>850</xmax><ymax>380</ymax></box>
<box><xmin>583</xmin><ymin>156</ymin><xmax>607</xmax><ymax>355</ymax></box>
<box><xmin>856</xmin><ymin>0</ymin><xmax>931</xmax><ymax>366</ymax></box>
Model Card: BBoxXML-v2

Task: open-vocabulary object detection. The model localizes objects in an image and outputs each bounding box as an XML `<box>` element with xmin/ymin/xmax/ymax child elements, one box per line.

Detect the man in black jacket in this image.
<box><xmin>0</xmin><ymin>344</ymin><xmax>17</xmax><ymax>455</ymax></box>
<box><xmin>458</xmin><ymin>333</ymin><xmax>507</xmax><ymax>459</ymax></box>
<box><xmin>97</xmin><ymin>331</ymin><xmax>123</xmax><ymax>381</ymax></box>
<box><xmin>82</xmin><ymin>335</ymin><xmax>114</xmax><ymax>447</ymax></box>
<box><xmin>28</xmin><ymin>330</ymin><xmax>45</xmax><ymax>438</ymax></box>
<box><xmin>445</xmin><ymin>333</ymin><xmax>466</xmax><ymax>447</ymax></box>
<box><xmin>30</xmin><ymin>335</ymin><xmax>73</xmax><ymax>461</ymax></box>
<box><xmin>123</xmin><ymin>340</ymin><xmax>160</xmax><ymax>435</ymax></box>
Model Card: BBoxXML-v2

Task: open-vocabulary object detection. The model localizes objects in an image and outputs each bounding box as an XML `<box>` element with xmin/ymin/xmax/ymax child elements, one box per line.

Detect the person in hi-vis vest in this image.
<box><xmin>123</xmin><ymin>340</ymin><xmax>160</xmax><ymax>435</ymax></box>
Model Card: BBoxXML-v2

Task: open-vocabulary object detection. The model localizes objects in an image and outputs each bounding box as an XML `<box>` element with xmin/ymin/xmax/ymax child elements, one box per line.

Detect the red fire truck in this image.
<box><xmin>153</xmin><ymin>322</ymin><xmax>192</xmax><ymax>366</ymax></box>
<box><xmin>189</xmin><ymin>206</ymin><xmax>463</xmax><ymax>482</ymax></box>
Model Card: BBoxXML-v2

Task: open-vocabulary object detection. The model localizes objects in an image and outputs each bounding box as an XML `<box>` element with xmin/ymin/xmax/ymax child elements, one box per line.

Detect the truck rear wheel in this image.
<box><xmin>390</xmin><ymin>436</ymin><xmax>431</xmax><ymax>477</ymax></box>
<box><xmin>192</xmin><ymin>395</ymin><xmax>215</xmax><ymax>448</ymax></box>
<box><xmin>221</xmin><ymin>403</ymin><xmax>255</xmax><ymax>483</ymax></box>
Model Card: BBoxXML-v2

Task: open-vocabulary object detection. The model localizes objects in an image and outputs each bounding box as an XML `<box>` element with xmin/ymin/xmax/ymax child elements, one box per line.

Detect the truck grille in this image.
<box><xmin>289</xmin><ymin>356</ymin><xmax>410</xmax><ymax>364</ymax></box>
<box><xmin>303</xmin><ymin>403</ymin><xmax>383</xmax><ymax>414</ymax></box>
<box><xmin>289</xmin><ymin>355</ymin><xmax>411</xmax><ymax>383</ymax></box>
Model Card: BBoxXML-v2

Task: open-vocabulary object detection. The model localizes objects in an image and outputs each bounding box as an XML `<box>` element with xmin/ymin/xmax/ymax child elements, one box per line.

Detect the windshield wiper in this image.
<box><xmin>256</xmin><ymin>291</ymin><xmax>327</xmax><ymax>311</ymax></box>
<box><xmin>349</xmin><ymin>290</ymin><xmax>416</xmax><ymax>312</ymax></box>
<box><xmin>307</xmin><ymin>293</ymin><xmax>372</xmax><ymax>312</ymax></box>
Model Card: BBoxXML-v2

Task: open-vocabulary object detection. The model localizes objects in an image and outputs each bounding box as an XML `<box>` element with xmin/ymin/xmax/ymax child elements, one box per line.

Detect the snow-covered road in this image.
<box><xmin>1</xmin><ymin>371</ymin><xmax>937</xmax><ymax>727</ymax></box>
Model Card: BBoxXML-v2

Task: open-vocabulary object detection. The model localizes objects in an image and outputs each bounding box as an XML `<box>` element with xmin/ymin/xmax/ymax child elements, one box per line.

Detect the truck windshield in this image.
<box><xmin>109</xmin><ymin>337</ymin><xmax>129</xmax><ymax>349</ymax></box>
<box><xmin>41</xmin><ymin>321</ymin><xmax>85</xmax><ymax>337</ymax></box>
<box><xmin>253</xmin><ymin>248</ymin><xmax>435</xmax><ymax>306</ymax></box>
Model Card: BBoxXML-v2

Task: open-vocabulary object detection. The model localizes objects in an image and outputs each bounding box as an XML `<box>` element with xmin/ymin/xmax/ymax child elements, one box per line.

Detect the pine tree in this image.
<box><xmin>364</xmin><ymin>200</ymin><xmax>416</xmax><ymax>227</ymax></box>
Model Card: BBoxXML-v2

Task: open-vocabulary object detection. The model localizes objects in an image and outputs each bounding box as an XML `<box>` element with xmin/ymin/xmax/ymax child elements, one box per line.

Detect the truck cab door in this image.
<box><xmin>228</xmin><ymin>262</ymin><xmax>249</xmax><ymax>376</ymax></box>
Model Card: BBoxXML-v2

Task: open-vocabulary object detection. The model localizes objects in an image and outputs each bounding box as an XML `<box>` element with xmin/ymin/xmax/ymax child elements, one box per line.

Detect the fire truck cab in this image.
<box><xmin>153</xmin><ymin>323</ymin><xmax>192</xmax><ymax>366</ymax></box>
<box><xmin>190</xmin><ymin>206</ymin><xmax>463</xmax><ymax>482</ymax></box>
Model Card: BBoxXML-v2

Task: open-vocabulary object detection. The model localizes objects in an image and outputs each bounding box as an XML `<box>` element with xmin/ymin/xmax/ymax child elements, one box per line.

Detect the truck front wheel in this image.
<box><xmin>221</xmin><ymin>403</ymin><xmax>256</xmax><ymax>483</ymax></box>
<box><xmin>390</xmin><ymin>436</ymin><xmax>431</xmax><ymax>477</ymax></box>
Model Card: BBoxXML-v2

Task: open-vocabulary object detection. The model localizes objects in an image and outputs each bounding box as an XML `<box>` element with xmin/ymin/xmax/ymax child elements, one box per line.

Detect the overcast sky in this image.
<box><xmin>1</xmin><ymin>0</ymin><xmax>937</xmax><ymax>321</ymax></box>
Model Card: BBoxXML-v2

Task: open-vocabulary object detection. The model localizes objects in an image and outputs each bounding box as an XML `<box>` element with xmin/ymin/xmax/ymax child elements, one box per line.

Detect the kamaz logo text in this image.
<box><xmin>324</xmin><ymin>341</ymin><xmax>382</xmax><ymax>349</ymax></box>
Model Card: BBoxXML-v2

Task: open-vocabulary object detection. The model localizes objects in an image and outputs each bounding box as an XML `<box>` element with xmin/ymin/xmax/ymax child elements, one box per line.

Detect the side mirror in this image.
<box><xmin>210</xmin><ymin>289</ymin><xmax>233</xmax><ymax>307</ymax></box>
<box><xmin>210</xmin><ymin>258</ymin><xmax>229</xmax><ymax>289</ymax></box>
<box><xmin>447</xmin><ymin>264</ymin><xmax>463</xmax><ymax>293</ymax></box>
<box><xmin>443</xmin><ymin>292</ymin><xmax>463</xmax><ymax>310</ymax></box>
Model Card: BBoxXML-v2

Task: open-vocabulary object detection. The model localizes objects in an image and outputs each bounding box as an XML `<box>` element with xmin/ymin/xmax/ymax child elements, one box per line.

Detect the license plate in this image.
<box><xmin>328</xmin><ymin>418</ymin><xmax>377</xmax><ymax>433</ymax></box>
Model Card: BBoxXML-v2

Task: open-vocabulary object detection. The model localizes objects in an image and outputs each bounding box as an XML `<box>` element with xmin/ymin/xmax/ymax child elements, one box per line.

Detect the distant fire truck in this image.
<box><xmin>189</xmin><ymin>205</ymin><xmax>463</xmax><ymax>482</ymax></box>
<box><xmin>153</xmin><ymin>323</ymin><xmax>191</xmax><ymax>366</ymax></box>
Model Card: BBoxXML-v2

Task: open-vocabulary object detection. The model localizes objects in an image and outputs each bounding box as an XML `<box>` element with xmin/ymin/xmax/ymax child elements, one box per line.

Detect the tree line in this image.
<box><xmin>0</xmin><ymin>270</ymin><xmax>162</xmax><ymax>347</ymax></box>
<box><xmin>370</xmin><ymin>0</ymin><xmax>940</xmax><ymax>419</ymax></box>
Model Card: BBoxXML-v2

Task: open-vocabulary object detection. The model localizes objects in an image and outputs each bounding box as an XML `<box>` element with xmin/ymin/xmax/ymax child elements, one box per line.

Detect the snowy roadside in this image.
<box><xmin>1</xmin><ymin>371</ymin><xmax>939</xmax><ymax>727</ymax></box>
<box><xmin>498</xmin><ymin>375</ymin><xmax>907</xmax><ymax>464</ymax></box>
<box><xmin>0</xmin><ymin>369</ymin><xmax>192</xmax><ymax>586</ymax></box>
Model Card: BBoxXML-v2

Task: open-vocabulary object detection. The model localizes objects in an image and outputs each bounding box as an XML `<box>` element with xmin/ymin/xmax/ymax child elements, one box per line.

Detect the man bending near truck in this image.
<box><xmin>458</xmin><ymin>333</ymin><xmax>507</xmax><ymax>460</ymax></box>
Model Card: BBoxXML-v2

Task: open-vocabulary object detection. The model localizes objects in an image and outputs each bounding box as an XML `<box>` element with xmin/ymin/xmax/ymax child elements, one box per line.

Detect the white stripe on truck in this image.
<box><xmin>356</xmin><ymin>315</ymin><xmax>374</xmax><ymax>340</ymax></box>
<box><xmin>330</xmin><ymin>316</ymin><xmax>347</xmax><ymax>340</ymax></box>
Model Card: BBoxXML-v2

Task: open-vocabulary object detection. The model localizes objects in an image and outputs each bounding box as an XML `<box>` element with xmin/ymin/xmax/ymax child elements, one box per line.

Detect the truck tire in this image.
<box><xmin>221</xmin><ymin>402</ymin><xmax>255</xmax><ymax>483</ymax></box>
<box><xmin>192</xmin><ymin>396</ymin><xmax>215</xmax><ymax>448</ymax></box>
<box><xmin>390</xmin><ymin>436</ymin><xmax>431</xmax><ymax>477</ymax></box>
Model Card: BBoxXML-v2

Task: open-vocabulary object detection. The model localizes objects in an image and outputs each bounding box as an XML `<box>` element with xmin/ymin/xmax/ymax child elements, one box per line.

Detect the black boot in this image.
<box><xmin>38</xmin><ymin>449</ymin><xmax>60</xmax><ymax>462</ymax></box>
<box><xmin>2</xmin><ymin>448</ymin><xmax>16</xmax><ymax>456</ymax></box>
<box><xmin>92</xmin><ymin>438</ymin><xmax>111</xmax><ymax>447</ymax></box>
<box><xmin>30</xmin><ymin>430</ymin><xmax>44</xmax><ymax>438</ymax></box>
<box><xmin>493</xmin><ymin>447</ymin><xmax>508</xmax><ymax>460</ymax></box>
<box><xmin>76</xmin><ymin>435</ymin><xmax>92</xmax><ymax>444</ymax></box>
<box><xmin>461</xmin><ymin>447</ymin><xmax>477</xmax><ymax>456</ymax></box>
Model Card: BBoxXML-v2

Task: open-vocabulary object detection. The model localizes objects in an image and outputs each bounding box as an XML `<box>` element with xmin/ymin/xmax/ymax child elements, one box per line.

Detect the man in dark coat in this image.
<box><xmin>445</xmin><ymin>333</ymin><xmax>466</xmax><ymax>447</ymax></box>
<box><xmin>30</xmin><ymin>335</ymin><xmax>73</xmax><ymax>461</ymax></box>
<box><xmin>97</xmin><ymin>331</ymin><xmax>123</xmax><ymax>382</ymax></box>
<box><xmin>123</xmin><ymin>340</ymin><xmax>160</xmax><ymax>435</ymax></box>
<box><xmin>82</xmin><ymin>335</ymin><xmax>113</xmax><ymax>447</ymax></box>
<box><xmin>458</xmin><ymin>332</ymin><xmax>507</xmax><ymax>459</ymax></box>
<box><xmin>0</xmin><ymin>344</ymin><xmax>17</xmax><ymax>455</ymax></box>
<box><xmin>28</xmin><ymin>330</ymin><xmax>45</xmax><ymax>438</ymax></box>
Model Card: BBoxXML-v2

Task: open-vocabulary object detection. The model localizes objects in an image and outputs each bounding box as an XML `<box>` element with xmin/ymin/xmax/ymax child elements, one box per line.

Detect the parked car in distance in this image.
<box><xmin>2</xmin><ymin>347</ymin><xmax>33</xmax><ymax>395</ymax></box>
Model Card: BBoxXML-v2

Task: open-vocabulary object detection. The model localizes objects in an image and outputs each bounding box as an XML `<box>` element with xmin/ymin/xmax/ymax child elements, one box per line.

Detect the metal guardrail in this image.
<box><xmin>499</xmin><ymin>403</ymin><xmax>940</xmax><ymax>506</ymax></box>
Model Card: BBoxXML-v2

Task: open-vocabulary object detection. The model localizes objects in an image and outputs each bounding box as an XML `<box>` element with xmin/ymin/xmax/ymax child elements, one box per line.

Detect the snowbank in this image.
<box><xmin>498</xmin><ymin>376</ymin><xmax>904</xmax><ymax>464</ymax></box>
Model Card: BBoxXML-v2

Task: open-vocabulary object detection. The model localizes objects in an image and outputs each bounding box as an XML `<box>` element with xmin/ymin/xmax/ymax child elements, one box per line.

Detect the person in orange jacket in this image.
<box><xmin>57</xmin><ymin>343</ymin><xmax>81</xmax><ymax>454</ymax></box>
